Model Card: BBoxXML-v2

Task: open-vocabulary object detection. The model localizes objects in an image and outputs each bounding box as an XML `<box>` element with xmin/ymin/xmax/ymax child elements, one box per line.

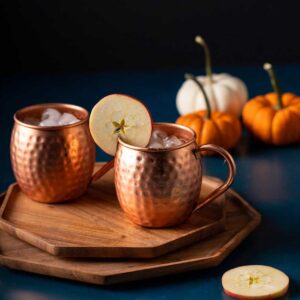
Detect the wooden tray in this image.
<box><xmin>0</xmin><ymin>163</ymin><xmax>226</xmax><ymax>258</ymax></box>
<box><xmin>0</xmin><ymin>187</ymin><xmax>261</xmax><ymax>285</ymax></box>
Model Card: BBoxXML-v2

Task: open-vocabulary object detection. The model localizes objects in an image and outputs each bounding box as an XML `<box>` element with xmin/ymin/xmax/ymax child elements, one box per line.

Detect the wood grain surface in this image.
<box><xmin>0</xmin><ymin>163</ymin><xmax>226</xmax><ymax>258</ymax></box>
<box><xmin>0</xmin><ymin>187</ymin><xmax>261</xmax><ymax>285</ymax></box>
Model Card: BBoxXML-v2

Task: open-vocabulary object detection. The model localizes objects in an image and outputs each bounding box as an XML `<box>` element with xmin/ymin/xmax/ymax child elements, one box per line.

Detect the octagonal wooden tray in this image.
<box><xmin>0</xmin><ymin>163</ymin><xmax>226</xmax><ymax>259</ymax></box>
<box><xmin>0</xmin><ymin>187</ymin><xmax>260</xmax><ymax>285</ymax></box>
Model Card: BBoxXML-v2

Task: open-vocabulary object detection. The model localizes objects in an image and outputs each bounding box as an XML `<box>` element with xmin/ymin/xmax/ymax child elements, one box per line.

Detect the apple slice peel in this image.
<box><xmin>89</xmin><ymin>94</ymin><xmax>152</xmax><ymax>156</ymax></box>
<box><xmin>222</xmin><ymin>265</ymin><xmax>289</xmax><ymax>299</ymax></box>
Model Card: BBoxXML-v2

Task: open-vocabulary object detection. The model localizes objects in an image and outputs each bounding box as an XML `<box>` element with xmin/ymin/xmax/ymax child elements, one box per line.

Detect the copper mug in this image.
<box><xmin>11</xmin><ymin>103</ymin><xmax>96</xmax><ymax>203</ymax></box>
<box><xmin>115</xmin><ymin>123</ymin><xmax>236</xmax><ymax>228</ymax></box>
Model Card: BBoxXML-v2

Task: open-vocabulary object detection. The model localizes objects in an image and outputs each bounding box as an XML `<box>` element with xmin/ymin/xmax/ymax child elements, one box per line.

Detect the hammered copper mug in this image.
<box><xmin>115</xmin><ymin>123</ymin><xmax>236</xmax><ymax>228</ymax></box>
<box><xmin>11</xmin><ymin>103</ymin><xmax>96</xmax><ymax>203</ymax></box>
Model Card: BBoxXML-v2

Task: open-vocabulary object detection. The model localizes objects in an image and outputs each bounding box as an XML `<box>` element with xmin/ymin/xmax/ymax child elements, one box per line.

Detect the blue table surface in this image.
<box><xmin>1</xmin><ymin>65</ymin><xmax>300</xmax><ymax>300</ymax></box>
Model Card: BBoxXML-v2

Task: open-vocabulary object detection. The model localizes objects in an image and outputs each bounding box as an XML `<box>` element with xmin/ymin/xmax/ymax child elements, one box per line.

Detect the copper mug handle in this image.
<box><xmin>192</xmin><ymin>144</ymin><xmax>236</xmax><ymax>213</ymax></box>
<box><xmin>90</xmin><ymin>159</ymin><xmax>115</xmax><ymax>183</ymax></box>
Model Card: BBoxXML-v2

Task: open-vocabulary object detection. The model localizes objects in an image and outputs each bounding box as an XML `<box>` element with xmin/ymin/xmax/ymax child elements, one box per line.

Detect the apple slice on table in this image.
<box><xmin>89</xmin><ymin>94</ymin><xmax>152</xmax><ymax>155</ymax></box>
<box><xmin>222</xmin><ymin>265</ymin><xmax>289</xmax><ymax>299</ymax></box>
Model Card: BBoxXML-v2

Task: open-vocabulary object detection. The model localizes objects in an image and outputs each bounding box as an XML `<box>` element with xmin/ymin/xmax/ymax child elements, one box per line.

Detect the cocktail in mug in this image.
<box><xmin>114</xmin><ymin>123</ymin><xmax>236</xmax><ymax>227</ymax></box>
<box><xmin>11</xmin><ymin>103</ymin><xmax>95</xmax><ymax>203</ymax></box>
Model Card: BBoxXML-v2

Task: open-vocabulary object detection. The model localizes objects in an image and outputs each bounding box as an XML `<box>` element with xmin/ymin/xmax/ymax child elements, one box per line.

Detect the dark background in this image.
<box><xmin>1</xmin><ymin>0</ymin><xmax>300</xmax><ymax>74</ymax></box>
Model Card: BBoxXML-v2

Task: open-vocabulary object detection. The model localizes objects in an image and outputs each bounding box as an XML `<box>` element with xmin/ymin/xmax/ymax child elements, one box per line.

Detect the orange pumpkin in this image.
<box><xmin>176</xmin><ymin>74</ymin><xmax>242</xmax><ymax>151</ymax></box>
<box><xmin>243</xmin><ymin>63</ymin><xmax>300</xmax><ymax>145</ymax></box>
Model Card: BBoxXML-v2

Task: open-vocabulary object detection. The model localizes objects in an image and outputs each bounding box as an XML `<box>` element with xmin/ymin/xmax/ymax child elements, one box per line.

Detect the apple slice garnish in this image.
<box><xmin>89</xmin><ymin>94</ymin><xmax>152</xmax><ymax>155</ymax></box>
<box><xmin>222</xmin><ymin>265</ymin><xmax>289</xmax><ymax>300</ymax></box>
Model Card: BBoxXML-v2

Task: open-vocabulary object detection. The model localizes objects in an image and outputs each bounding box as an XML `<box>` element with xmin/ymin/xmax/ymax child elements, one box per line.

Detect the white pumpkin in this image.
<box><xmin>176</xmin><ymin>36</ymin><xmax>248</xmax><ymax>117</ymax></box>
<box><xmin>176</xmin><ymin>73</ymin><xmax>248</xmax><ymax>116</ymax></box>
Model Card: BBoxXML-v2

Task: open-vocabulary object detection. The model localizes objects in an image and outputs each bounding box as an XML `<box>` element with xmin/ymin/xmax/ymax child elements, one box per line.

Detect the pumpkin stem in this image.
<box><xmin>185</xmin><ymin>73</ymin><xmax>211</xmax><ymax>119</ymax></box>
<box><xmin>195</xmin><ymin>35</ymin><xmax>213</xmax><ymax>85</ymax></box>
<box><xmin>263</xmin><ymin>62</ymin><xmax>283</xmax><ymax>109</ymax></box>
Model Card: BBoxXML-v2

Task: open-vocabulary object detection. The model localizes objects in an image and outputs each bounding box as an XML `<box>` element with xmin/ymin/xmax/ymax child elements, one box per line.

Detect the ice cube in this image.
<box><xmin>148</xmin><ymin>131</ymin><xmax>185</xmax><ymax>149</ymax></box>
<box><xmin>149</xmin><ymin>136</ymin><xmax>161</xmax><ymax>145</ymax></box>
<box><xmin>38</xmin><ymin>109</ymin><xmax>80</xmax><ymax>126</ymax></box>
<box><xmin>39</xmin><ymin>119</ymin><xmax>60</xmax><ymax>127</ymax></box>
<box><xmin>163</xmin><ymin>135</ymin><xmax>183</xmax><ymax>148</ymax></box>
<box><xmin>152</xmin><ymin>129</ymin><xmax>168</xmax><ymax>140</ymax></box>
<box><xmin>58</xmin><ymin>113</ymin><xmax>80</xmax><ymax>125</ymax></box>
<box><xmin>41</xmin><ymin>108</ymin><xmax>61</xmax><ymax>122</ymax></box>
<box><xmin>149</xmin><ymin>142</ymin><xmax>164</xmax><ymax>149</ymax></box>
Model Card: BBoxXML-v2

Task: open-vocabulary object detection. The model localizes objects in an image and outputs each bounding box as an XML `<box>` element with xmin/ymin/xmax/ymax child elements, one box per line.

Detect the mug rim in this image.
<box><xmin>14</xmin><ymin>103</ymin><xmax>89</xmax><ymax>131</ymax></box>
<box><xmin>118</xmin><ymin>122</ymin><xmax>196</xmax><ymax>152</ymax></box>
